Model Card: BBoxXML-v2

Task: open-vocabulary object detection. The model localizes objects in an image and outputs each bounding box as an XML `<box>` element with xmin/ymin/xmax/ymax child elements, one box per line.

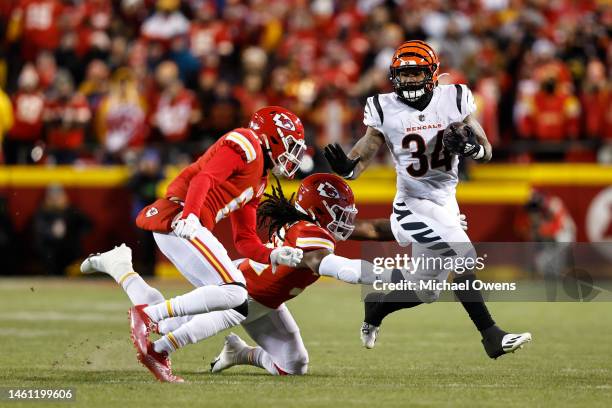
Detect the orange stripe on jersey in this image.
<box><xmin>190</xmin><ymin>237</ymin><xmax>233</xmax><ymax>283</ymax></box>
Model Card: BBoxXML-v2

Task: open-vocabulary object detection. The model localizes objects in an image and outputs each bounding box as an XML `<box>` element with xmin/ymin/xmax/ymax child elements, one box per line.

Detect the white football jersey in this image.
<box><xmin>363</xmin><ymin>84</ymin><xmax>476</xmax><ymax>205</ymax></box>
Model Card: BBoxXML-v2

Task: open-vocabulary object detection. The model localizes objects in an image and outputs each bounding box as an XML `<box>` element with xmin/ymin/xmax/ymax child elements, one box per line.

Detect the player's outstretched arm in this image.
<box><xmin>350</xmin><ymin>218</ymin><xmax>395</xmax><ymax>241</ymax></box>
<box><xmin>324</xmin><ymin>126</ymin><xmax>385</xmax><ymax>179</ymax></box>
<box><xmin>463</xmin><ymin>114</ymin><xmax>492</xmax><ymax>163</ymax></box>
<box><xmin>300</xmin><ymin>249</ymin><xmax>393</xmax><ymax>285</ymax></box>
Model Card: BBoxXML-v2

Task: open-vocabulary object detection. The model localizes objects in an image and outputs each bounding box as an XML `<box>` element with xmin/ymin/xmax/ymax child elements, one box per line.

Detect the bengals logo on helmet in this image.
<box><xmin>317</xmin><ymin>182</ymin><xmax>340</xmax><ymax>199</ymax></box>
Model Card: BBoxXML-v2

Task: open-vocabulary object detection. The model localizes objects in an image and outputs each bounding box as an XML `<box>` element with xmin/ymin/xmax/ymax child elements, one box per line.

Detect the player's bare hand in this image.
<box><xmin>270</xmin><ymin>246</ymin><xmax>304</xmax><ymax>272</ymax></box>
<box><xmin>172</xmin><ymin>213</ymin><xmax>201</xmax><ymax>240</ymax></box>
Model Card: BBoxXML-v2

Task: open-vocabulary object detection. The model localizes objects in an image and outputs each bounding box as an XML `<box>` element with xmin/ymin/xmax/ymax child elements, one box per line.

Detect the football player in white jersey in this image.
<box><xmin>325</xmin><ymin>40</ymin><xmax>531</xmax><ymax>359</ymax></box>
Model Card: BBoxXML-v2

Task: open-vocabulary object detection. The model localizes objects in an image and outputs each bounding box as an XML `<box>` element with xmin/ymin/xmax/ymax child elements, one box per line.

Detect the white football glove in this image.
<box><xmin>458</xmin><ymin>213</ymin><xmax>468</xmax><ymax>231</ymax></box>
<box><xmin>172</xmin><ymin>213</ymin><xmax>202</xmax><ymax>240</ymax></box>
<box><xmin>270</xmin><ymin>246</ymin><xmax>303</xmax><ymax>273</ymax></box>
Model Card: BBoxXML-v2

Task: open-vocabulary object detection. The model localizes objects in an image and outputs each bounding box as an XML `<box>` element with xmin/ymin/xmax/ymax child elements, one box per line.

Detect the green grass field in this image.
<box><xmin>1</xmin><ymin>278</ymin><xmax>611</xmax><ymax>407</ymax></box>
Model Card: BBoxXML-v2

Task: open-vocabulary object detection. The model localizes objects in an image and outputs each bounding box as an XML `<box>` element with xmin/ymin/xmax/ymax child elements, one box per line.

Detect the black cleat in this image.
<box><xmin>482</xmin><ymin>331</ymin><xmax>532</xmax><ymax>359</ymax></box>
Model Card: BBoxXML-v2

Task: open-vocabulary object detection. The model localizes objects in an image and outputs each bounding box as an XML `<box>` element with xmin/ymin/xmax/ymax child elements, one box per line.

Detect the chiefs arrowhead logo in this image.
<box><xmin>273</xmin><ymin>113</ymin><xmax>295</xmax><ymax>131</ymax></box>
<box><xmin>317</xmin><ymin>182</ymin><xmax>339</xmax><ymax>199</ymax></box>
<box><xmin>145</xmin><ymin>207</ymin><xmax>158</xmax><ymax>217</ymax></box>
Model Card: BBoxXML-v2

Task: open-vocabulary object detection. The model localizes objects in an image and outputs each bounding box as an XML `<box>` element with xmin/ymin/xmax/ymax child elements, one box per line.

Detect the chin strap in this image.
<box><xmin>397</xmin><ymin>90</ymin><xmax>434</xmax><ymax>111</ymax></box>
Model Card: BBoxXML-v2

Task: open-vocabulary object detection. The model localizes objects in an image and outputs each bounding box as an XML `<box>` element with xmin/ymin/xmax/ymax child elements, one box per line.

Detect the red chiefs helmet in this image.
<box><xmin>295</xmin><ymin>173</ymin><xmax>357</xmax><ymax>241</ymax></box>
<box><xmin>249</xmin><ymin>106</ymin><xmax>306</xmax><ymax>178</ymax></box>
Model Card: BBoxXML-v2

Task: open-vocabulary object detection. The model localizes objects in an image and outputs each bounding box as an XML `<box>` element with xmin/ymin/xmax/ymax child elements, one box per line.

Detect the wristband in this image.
<box><xmin>471</xmin><ymin>145</ymin><xmax>485</xmax><ymax>160</ymax></box>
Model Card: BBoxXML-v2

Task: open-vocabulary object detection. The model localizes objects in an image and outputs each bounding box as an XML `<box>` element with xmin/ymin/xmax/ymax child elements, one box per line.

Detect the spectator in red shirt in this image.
<box><xmin>581</xmin><ymin>59</ymin><xmax>611</xmax><ymax>140</ymax></box>
<box><xmin>189</xmin><ymin>3</ymin><xmax>233</xmax><ymax>59</ymax></box>
<box><xmin>141</xmin><ymin>0</ymin><xmax>190</xmax><ymax>50</ymax></box>
<box><xmin>5</xmin><ymin>64</ymin><xmax>46</xmax><ymax>164</ymax></box>
<box><xmin>521</xmin><ymin>76</ymin><xmax>581</xmax><ymax>141</ymax></box>
<box><xmin>8</xmin><ymin>0</ymin><xmax>65</xmax><ymax>61</ymax></box>
<box><xmin>35</xmin><ymin>51</ymin><xmax>57</xmax><ymax>89</ymax></box>
<box><xmin>43</xmin><ymin>70</ymin><xmax>91</xmax><ymax>164</ymax></box>
<box><xmin>150</xmin><ymin>62</ymin><xmax>200</xmax><ymax>145</ymax></box>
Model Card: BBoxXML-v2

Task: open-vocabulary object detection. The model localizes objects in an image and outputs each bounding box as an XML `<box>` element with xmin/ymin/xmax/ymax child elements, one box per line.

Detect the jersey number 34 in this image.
<box><xmin>402</xmin><ymin>131</ymin><xmax>452</xmax><ymax>177</ymax></box>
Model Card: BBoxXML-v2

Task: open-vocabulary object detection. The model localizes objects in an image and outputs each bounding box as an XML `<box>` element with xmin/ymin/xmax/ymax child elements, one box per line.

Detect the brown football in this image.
<box><xmin>442</xmin><ymin>122</ymin><xmax>470</xmax><ymax>154</ymax></box>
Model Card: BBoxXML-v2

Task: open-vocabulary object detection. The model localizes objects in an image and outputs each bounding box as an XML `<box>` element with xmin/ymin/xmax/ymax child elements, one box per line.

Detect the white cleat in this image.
<box><xmin>210</xmin><ymin>333</ymin><xmax>250</xmax><ymax>373</ymax></box>
<box><xmin>80</xmin><ymin>243</ymin><xmax>133</xmax><ymax>281</ymax></box>
<box><xmin>501</xmin><ymin>332</ymin><xmax>532</xmax><ymax>354</ymax></box>
<box><xmin>360</xmin><ymin>322</ymin><xmax>380</xmax><ymax>349</ymax></box>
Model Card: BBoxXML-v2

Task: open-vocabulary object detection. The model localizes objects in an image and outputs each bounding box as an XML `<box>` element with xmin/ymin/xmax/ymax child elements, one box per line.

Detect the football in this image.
<box><xmin>442</xmin><ymin>121</ymin><xmax>475</xmax><ymax>155</ymax></box>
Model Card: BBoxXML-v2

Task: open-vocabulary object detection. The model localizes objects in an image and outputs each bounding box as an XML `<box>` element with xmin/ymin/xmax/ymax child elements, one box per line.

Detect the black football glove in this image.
<box><xmin>323</xmin><ymin>143</ymin><xmax>361</xmax><ymax>178</ymax></box>
<box><xmin>442</xmin><ymin>123</ymin><xmax>480</xmax><ymax>157</ymax></box>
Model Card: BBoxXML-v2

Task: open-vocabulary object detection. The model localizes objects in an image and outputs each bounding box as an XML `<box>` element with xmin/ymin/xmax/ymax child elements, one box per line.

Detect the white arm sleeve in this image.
<box><xmin>318</xmin><ymin>254</ymin><xmax>402</xmax><ymax>285</ymax></box>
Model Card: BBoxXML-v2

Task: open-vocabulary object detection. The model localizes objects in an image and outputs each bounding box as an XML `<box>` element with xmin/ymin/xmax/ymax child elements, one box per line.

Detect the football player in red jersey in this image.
<box><xmin>151</xmin><ymin>174</ymin><xmax>395</xmax><ymax>377</ymax></box>
<box><xmin>81</xmin><ymin>106</ymin><xmax>307</xmax><ymax>382</ymax></box>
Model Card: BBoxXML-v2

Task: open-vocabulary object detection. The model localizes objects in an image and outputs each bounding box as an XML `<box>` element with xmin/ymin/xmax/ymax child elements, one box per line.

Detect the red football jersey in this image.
<box><xmin>14</xmin><ymin>0</ymin><xmax>63</xmax><ymax>59</ymax></box>
<box><xmin>10</xmin><ymin>91</ymin><xmax>45</xmax><ymax>141</ymax></box>
<box><xmin>240</xmin><ymin>221</ymin><xmax>336</xmax><ymax>309</ymax></box>
<box><xmin>151</xmin><ymin>89</ymin><xmax>198</xmax><ymax>142</ymax></box>
<box><xmin>44</xmin><ymin>94</ymin><xmax>91</xmax><ymax>149</ymax></box>
<box><xmin>165</xmin><ymin>128</ymin><xmax>267</xmax><ymax>230</ymax></box>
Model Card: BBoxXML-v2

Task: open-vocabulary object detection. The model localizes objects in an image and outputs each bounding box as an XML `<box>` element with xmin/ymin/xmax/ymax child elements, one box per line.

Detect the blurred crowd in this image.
<box><xmin>0</xmin><ymin>0</ymin><xmax>610</xmax><ymax>169</ymax></box>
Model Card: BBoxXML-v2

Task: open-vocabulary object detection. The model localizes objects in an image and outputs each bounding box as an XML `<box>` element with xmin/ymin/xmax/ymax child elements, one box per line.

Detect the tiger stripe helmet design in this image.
<box><xmin>389</xmin><ymin>40</ymin><xmax>440</xmax><ymax>103</ymax></box>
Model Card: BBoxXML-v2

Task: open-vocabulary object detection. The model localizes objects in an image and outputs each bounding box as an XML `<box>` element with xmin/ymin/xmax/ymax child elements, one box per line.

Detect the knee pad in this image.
<box><xmin>223</xmin><ymin>283</ymin><xmax>248</xmax><ymax>309</ymax></box>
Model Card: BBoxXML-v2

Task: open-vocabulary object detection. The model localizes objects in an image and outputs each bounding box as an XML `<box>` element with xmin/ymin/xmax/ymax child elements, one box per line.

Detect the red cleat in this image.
<box><xmin>128</xmin><ymin>304</ymin><xmax>155</xmax><ymax>356</ymax></box>
<box><xmin>137</xmin><ymin>342</ymin><xmax>184</xmax><ymax>383</ymax></box>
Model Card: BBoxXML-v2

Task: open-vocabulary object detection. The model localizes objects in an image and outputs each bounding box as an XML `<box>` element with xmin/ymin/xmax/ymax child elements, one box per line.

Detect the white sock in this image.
<box><xmin>153</xmin><ymin>335</ymin><xmax>177</xmax><ymax>354</ymax></box>
<box><xmin>144</xmin><ymin>284</ymin><xmax>246</xmax><ymax>323</ymax></box>
<box><xmin>119</xmin><ymin>273</ymin><xmax>165</xmax><ymax>306</ymax></box>
<box><xmin>157</xmin><ymin>316</ymin><xmax>193</xmax><ymax>335</ymax></box>
<box><xmin>108</xmin><ymin>259</ymin><xmax>135</xmax><ymax>283</ymax></box>
<box><xmin>153</xmin><ymin>310</ymin><xmax>244</xmax><ymax>354</ymax></box>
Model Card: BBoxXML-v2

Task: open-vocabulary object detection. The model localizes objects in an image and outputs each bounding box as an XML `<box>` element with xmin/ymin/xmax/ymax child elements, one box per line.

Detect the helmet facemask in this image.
<box><xmin>391</xmin><ymin>65</ymin><xmax>436</xmax><ymax>103</ymax></box>
<box><xmin>275</xmin><ymin>133</ymin><xmax>306</xmax><ymax>178</ymax></box>
<box><xmin>323</xmin><ymin>201</ymin><xmax>357</xmax><ymax>241</ymax></box>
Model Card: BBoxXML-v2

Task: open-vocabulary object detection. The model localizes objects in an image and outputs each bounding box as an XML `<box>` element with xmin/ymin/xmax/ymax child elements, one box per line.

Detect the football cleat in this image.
<box><xmin>80</xmin><ymin>243</ymin><xmax>133</xmax><ymax>281</ymax></box>
<box><xmin>210</xmin><ymin>333</ymin><xmax>250</xmax><ymax>373</ymax></box>
<box><xmin>360</xmin><ymin>322</ymin><xmax>380</xmax><ymax>349</ymax></box>
<box><xmin>129</xmin><ymin>304</ymin><xmax>155</xmax><ymax>357</ymax></box>
<box><xmin>137</xmin><ymin>342</ymin><xmax>184</xmax><ymax>383</ymax></box>
<box><xmin>482</xmin><ymin>332</ymin><xmax>532</xmax><ymax>359</ymax></box>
